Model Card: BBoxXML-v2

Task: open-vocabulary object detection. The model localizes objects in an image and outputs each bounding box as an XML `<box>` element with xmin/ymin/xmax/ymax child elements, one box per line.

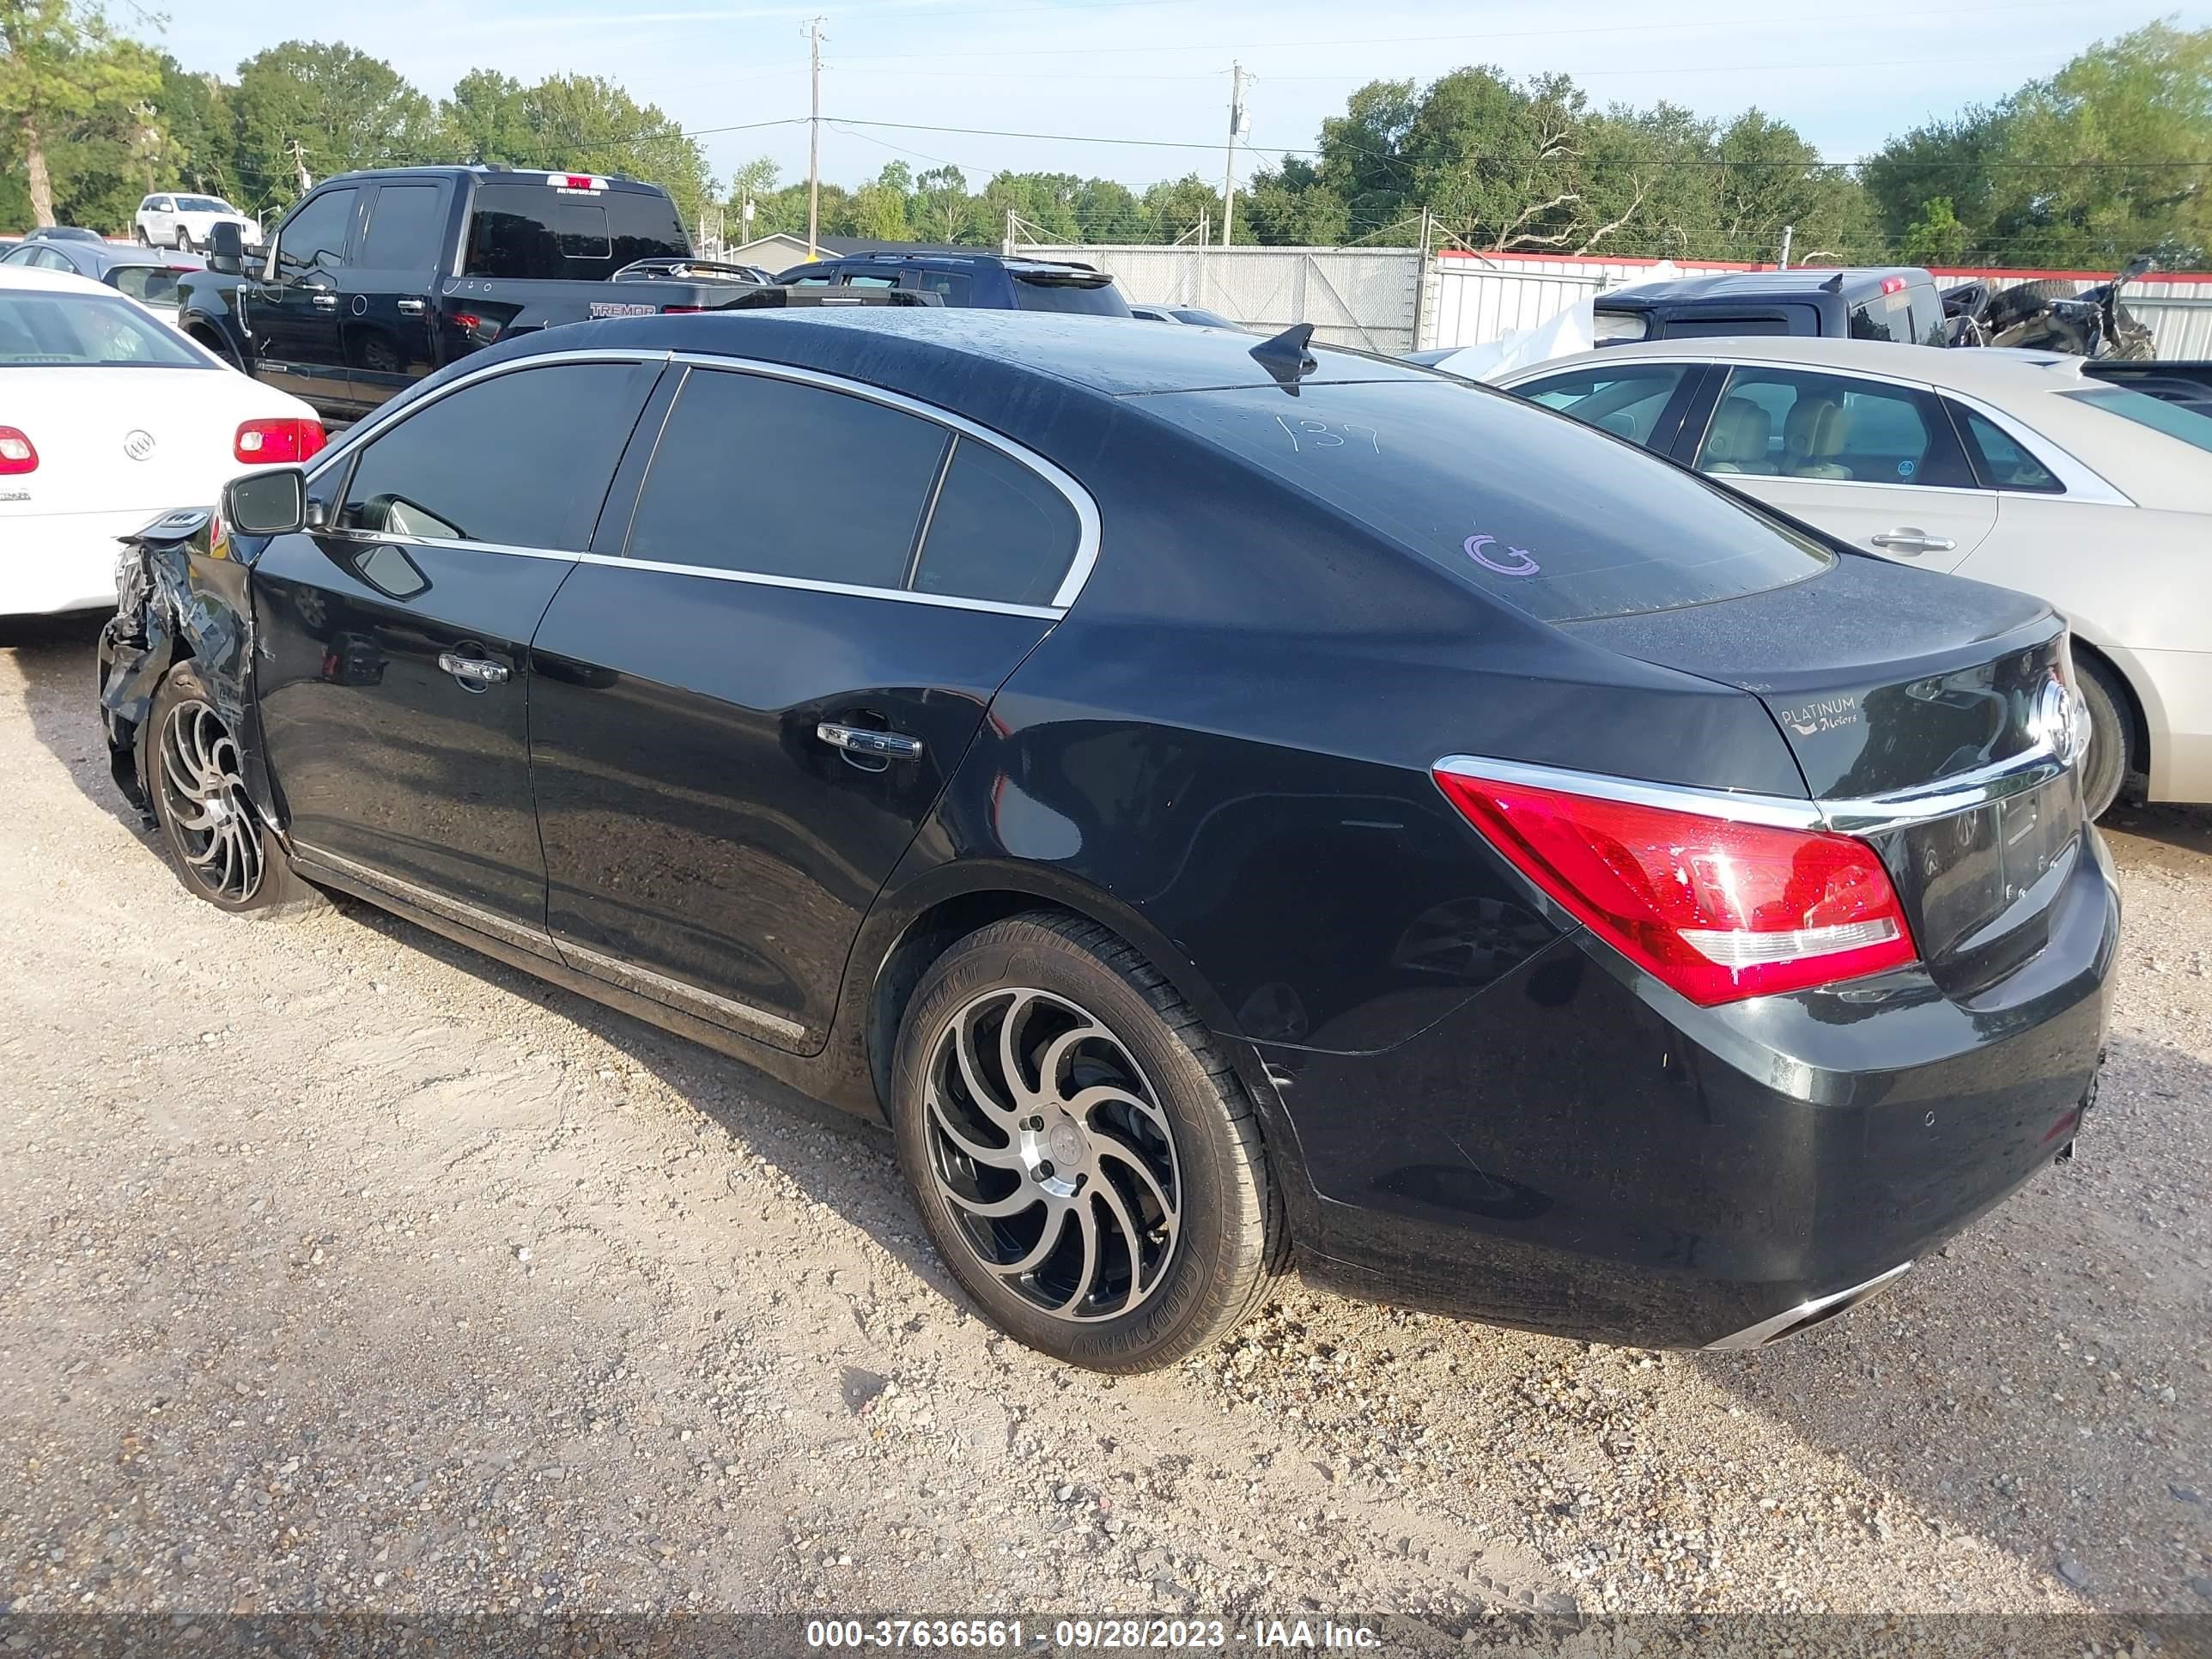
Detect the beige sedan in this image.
<box><xmin>1497</xmin><ymin>337</ymin><xmax>2212</xmax><ymax>817</ymax></box>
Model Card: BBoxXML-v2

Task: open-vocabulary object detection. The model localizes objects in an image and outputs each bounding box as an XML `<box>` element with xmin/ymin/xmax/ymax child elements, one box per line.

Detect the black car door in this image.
<box><xmin>343</xmin><ymin>179</ymin><xmax>450</xmax><ymax>407</ymax></box>
<box><xmin>527</xmin><ymin>358</ymin><xmax>1092</xmax><ymax>1052</ymax></box>
<box><xmin>247</xmin><ymin>184</ymin><xmax>363</xmax><ymax>412</ymax></box>
<box><xmin>252</xmin><ymin>354</ymin><xmax>661</xmax><ymax>945</ymax></box>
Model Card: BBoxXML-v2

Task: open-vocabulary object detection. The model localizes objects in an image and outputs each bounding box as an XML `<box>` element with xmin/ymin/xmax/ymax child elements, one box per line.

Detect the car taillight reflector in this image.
<box><xmin>0</xmin><ymin>427</ymin><xmax>35</xmax><ymax>474</ymax></box>
<box><xmin>1432</xmin><ymin>768</ymin><xmax>1917</xmax><ymax>1005</ymax></box>
<box><xmin>661</xmin><ymin>304</ymin><xmax>706</xmax><ymax>313</ymax></box>
<box><xmin>234</xmin><ymin>418</ymin><xmax>325</xmax><ymax>464</ymax></box>
<box><xmin>1880</xmin><ymin>275</ymin><xmax>1908</xmax><ymax>295</ymax></box>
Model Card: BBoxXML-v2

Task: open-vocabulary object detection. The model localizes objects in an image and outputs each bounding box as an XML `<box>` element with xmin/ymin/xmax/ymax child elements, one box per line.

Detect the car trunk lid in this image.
<box><xmin>0</xmin><ymin>366</ymin><xmax>244</xmax><ymax>520</ymax></box>
<box><xmin>1565</xmin><ymin>554</ymin><xmax>2082</xmax><ymax>995</ymax></box>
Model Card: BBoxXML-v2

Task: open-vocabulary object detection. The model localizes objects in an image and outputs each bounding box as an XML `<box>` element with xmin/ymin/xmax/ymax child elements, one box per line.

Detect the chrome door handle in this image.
<box><xmin>1869</xmin><ymin>528</ymin><xmax>1956</xmax><ymax>555</ymax></box>
<box><xmin>396</xmin><ymin>298</ymin><xmax>427</xmax><ymax>314</ymax></box>
<box><xmin>309</xmin><ymin>291</ymin><xmax>337</xmax><ymax>309</ymax></box>
<box><xmin>816</xmin><ymin>722</ymin><xmax>923</xmax><ymax>762</ymax></box>
<box><xmin>438</xmin><ymin>652</ymin><xmax>510</xmax><ymax>686</ymax></box>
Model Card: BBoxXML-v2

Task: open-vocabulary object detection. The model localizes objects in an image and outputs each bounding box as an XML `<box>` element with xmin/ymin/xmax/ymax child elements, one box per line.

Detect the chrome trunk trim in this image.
<box><xmin>1703</xmin><ymin>1261</ymin><xmax>1913</xmax><ymax>1351</ymax></box>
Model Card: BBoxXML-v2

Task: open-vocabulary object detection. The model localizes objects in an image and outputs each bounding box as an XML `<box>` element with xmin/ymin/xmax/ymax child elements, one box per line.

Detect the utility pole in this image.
<box><xmin>1220</xmin><ymin>62</ymin><xmax>1246</xmax><ymax>247</ymax></box>
<box><xmin>1778</xmin><ymin>223</ymin><xmax>1794</xmax><ymax>270</ymax></box>
<box><xmin>805</xmin><ymin>16</ymin><xmax>827</xmax><ymax>258</ymax></box>
<box><xmin>286</xmin><ymin>138</ymin><xmax>313</xmax><ymax>196</ymax></box>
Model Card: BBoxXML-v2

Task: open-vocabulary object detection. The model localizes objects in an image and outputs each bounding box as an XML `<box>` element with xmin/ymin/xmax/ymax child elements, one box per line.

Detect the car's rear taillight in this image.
<box><xmin>1433</xmin><ymin>767</ymin><xmax>1917</xmax><ymax>1005</ymax></box>
<box><xmin>0</xmin><ymin>427</ymin><xmax>37</xmax><ymax>474</ymax></box>
<box><xmin>235</xmin><ymin>418</ymin><xmax>325</xmax><ymax>464</ymax></box>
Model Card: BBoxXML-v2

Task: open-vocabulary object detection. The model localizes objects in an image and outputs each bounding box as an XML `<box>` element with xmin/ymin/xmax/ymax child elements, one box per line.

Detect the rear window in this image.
<box><xmin>2064</xmin><ymin>385</ymin><xmax>2212</xmax><ymax>455</ymax></box>
<box><xmin>463</xmin><ymin>183</ymin><xmax>689</xmax><ymax>280</ymax></box>
<box><xmin>0</xmin><ymin>290</ymin><xmax>207</xmax><ymax>368</ymax></box>
<box><xmin>1012</xmin><ymin>272</ymin><xmax>1130</xmax><ymax>316</ymax></box>
<box><xmin>109</xmin><ymin>265</ymin><xmax>183</xmax><ymax>307</ymax></box>
<box><xmin>1139</xmin><ymin>377</ymin><xmax>1831</xmax><ymax>623</ymax></box>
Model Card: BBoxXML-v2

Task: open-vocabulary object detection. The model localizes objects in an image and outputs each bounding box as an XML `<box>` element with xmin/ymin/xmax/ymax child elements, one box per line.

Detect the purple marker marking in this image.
<box><xmin>1465</xmin><ymin>533</ymin><xmax>1540</xmax><ymax>577</ymax></box>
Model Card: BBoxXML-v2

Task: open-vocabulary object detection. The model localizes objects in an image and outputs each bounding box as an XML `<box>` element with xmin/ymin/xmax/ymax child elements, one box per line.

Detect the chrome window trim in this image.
<box><xmin>303</xmin><ymin>348</ymin><xmax>678</xmax><ymax>484</ymax></box>
<box><xmin>665</xmin><ymin>351</ymin><xmax>1102</xmax><ymax>611</ymax></box>
<box><xmin>555</xmin><ymin>934</ymin><xmax>809</xmax><ymax>1044</ymax></box>
<box><xmin>307</xmin><ymin>344</ymin><xmax>1103</xmax><ymax>616</ymax></box>
<box><xmin>319</xmin><ymin>527</ymin><xmax>580</xmax><ymax>563</ymax></box>
<box><xmin>1434</xmin><ymin>741</ymin><xmax>2071</xmax><ymax>840</ymax></box>
<box><xmin>571</xmin><ymin>550</ymin><xmax>1064</xmax><ymax>619</ymax></box>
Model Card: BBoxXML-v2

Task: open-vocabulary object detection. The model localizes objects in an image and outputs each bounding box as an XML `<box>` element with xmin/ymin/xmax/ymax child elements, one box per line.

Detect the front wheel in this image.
<box><xmin>2074</xmin><ymin>653</ymin><xmax>2134</xmax><ymax>821</ymax></box>
<box><xmin>890</xmin><ymin>913</ymin><xmax>1282</xmax><ymax>1372</ymax></box>
<box><xmin>142</xmin><ymin>661</ymin><xmax>320</xmax><ymax>916</ymax></box>
<box><xmin>174</xmin><ymin>228</ymin><xmax>194</xmax><ymax>253</ymax></box>
<box><xmin>134</xmin><ymin>225</ymin><xmax>150</xmax><ymax>246</ymax></box>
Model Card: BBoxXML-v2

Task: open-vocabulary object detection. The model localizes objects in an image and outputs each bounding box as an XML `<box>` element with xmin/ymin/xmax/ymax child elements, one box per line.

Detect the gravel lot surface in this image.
<box><xmin>2</xmin><ymin>618</ymin><xmax>2207</xmax><ymax>1654</ymax></box>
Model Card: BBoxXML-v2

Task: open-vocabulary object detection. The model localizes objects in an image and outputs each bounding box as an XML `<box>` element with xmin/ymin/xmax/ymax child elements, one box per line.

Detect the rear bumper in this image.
<box><xmin>1251</xmin><ymin>825</ymin><xmax>2121</xmax><ymax>1350</ymax></box>
<box><xmin>0</xmin><ymin>509</ymin><xmax>154</xmax><ymax>617</ymax></box>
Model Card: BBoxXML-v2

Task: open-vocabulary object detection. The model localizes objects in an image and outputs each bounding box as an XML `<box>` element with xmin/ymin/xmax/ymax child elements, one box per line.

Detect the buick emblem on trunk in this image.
<box><xmin>122</xmin><ymin>429</ymin><xmax>155</xmax><ymax>461</ymax></box>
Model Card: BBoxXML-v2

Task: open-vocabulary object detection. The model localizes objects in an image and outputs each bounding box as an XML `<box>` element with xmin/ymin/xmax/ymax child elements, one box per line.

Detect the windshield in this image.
<box><xmin>0</xmin><ymin>289</ymin><xmax>208</xmax><ymax>368</ymax></box>
<box><xmin>2065</xmin><ymin>384</ymin><xmax>2212</xmax><ymax>455</ymax></box>
<box><xmin>1136</xmin><ymin>376</ymin><xmax>1832</xmax><ymax>622</ymax></box>
<box><xmin>179</xmin><ymin>196</ymin><xmax>234</xmax><ymax>213</ymax></box>
<box><xmin>1012</xmin><ymin>273</ymin><xmax>1130</xmax><ymax>316</ymax></box>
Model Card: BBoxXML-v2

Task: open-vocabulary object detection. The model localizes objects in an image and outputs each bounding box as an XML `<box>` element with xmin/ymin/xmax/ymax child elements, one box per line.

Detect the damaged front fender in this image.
<box><xmin>98</xmin><ymin>507</ymin><xmax>268</xmax><ymax>823</ymax></box>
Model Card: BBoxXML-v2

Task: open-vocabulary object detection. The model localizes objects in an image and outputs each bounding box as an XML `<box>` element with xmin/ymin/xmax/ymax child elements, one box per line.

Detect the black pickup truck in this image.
<box><xmin>177</xmin><ymin>166</ymin><xmax>800</xmax><ymax>422</ymax></box>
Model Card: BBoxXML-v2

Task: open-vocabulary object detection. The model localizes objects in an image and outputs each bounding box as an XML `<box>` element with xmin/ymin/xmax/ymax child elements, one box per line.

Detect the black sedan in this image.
<box><xmin>96</xmin><ymin>311</ymin><xmax>2118</xmax><ymax>1371</ymax></box>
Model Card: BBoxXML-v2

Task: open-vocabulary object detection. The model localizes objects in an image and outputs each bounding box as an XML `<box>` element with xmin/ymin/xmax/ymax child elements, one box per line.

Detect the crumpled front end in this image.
<box><xmin>97</xmin><ymin>507</ymin><xmax>258</xmax><ymax>821</ymax></box>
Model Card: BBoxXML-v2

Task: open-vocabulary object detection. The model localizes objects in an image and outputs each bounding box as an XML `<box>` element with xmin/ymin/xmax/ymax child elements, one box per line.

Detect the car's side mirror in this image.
<box><xmin>225</xmin><ymin>467</ymin><xmax>307</xmax><ymax>537</ymax></box>
<box><xmin>208</xmin><ymin>220</ymin><xmax>243</xmax><ymax>276</ymax></box>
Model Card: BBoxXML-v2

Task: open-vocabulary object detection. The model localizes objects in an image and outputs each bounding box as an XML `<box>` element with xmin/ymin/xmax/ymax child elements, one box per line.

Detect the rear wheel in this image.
<box><xmin>143</xmin><ymin>661</ymin><xmax>319</xmax><ymax>916</ymax></box>
<box><xmin>890</xmin><ymin>913</ymin><xmax>1281</xmax><ymax>1371</ymax></box>
<box><xmin>2073</xmin><ymin>654</ymin><xmax>2133</xmax><ymax>821</ymax></box>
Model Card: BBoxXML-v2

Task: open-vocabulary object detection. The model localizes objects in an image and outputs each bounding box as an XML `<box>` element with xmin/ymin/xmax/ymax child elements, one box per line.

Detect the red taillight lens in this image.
<box><xmin>235</xmin><ymin>418</ymin><xmax>325</xmax><ymax>464</ymax></box>
<box><xmin>1433</xmin><ymin>769</ymin><xmax>1917</xmax><ymax>1005</ymax></box>
<box><xmin>660</xmin><ymin>304</ymin><xmax>705</xmax><ymax>313</ymax></box>
<box><xmin>0</xmin><ymin>427</ymin><xmax>37</xmax><ymax>474</ymax></box>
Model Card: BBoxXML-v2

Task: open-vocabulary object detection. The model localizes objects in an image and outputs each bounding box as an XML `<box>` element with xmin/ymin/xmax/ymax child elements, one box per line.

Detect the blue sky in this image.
<box><xmin>143</xmin><ymin>0</ymin><xmax>2212</xmax><ymax>200</ymax></box>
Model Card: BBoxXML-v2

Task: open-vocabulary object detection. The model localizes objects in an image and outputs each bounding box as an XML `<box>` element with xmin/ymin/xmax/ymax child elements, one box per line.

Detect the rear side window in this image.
<box><xmin>1951</xmin><ymin>404</ymin><xmax>2063</xmax><ymax>491</ymax></box>
<box><xmin>337</xmin><ymin>362</ymin><xmax>655</xmax><ymax>548</ymax></box>
<box><xmin>1660</xmin><ymin>314</ymin><xmax>1795</xmax><ymax>338</ymax></box>
<box><xmin>1012</xmin><ymin>272</ymin><xmax>1129</xmax><ymax>316</ymax></box>
<box><xmin>463</xmin><ymin>183</ymin><xmax>689</xmax><ymax>280</ymax></box>
<box><xmin>110</xmin><ymin>265</ymin><xmax>182</xmax><ymax>307</ymax></box>
<box><xmin>625</xmin><ymin>368</ymin><xmax>948</xmax><ymax>588</ymax></box>
<box><xmin>1141</xmin><ymin>378</ymin><xmax>1831</xmax><ymax>623</ymax></box>
<box><xmin>1517</xmin><ymin>364</ymin><xmax>1694</xmax><ymax>447</ymax></box>
<box><xmin>912</xmin><ymin>437</ymin><xmax>1080</xmax><ymax>605</ymax></box>
<box><xmin>912</xmin><ymin>269</ymin><xmax>972</xmax><ymax>305</ymax></box>
<box><xmin>358</xmin><ymin>185</ymin><xmax>446</xmax><ymax>269</ymax></box>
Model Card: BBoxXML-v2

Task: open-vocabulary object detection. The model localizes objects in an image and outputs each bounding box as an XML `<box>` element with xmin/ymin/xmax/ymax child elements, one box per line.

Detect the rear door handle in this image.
<box><xmin>438</xmin><ymin>652</ymin><xmax>510</xmax><ymax>687</ymax></box>
<box><xmin>816</xmin><ymin>722</ymin><xmax>923</xmax><ymax>762</ymax></box>
<box><xmin>396</xmin><ymin>298</ymin><xmax>427</xmax><ymax>314</ymax></box>
<box><xmin>1869</xmin><ymin>527</ymin><xmax>1957</xmax><ymax>555</ymax></box>
<box><xmin>308</xmin><ymin>291</ymin><xmax>337</xmax><ymax>309</ymax></box>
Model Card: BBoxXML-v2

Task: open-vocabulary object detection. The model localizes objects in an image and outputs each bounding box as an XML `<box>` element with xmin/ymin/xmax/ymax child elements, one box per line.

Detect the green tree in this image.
<box><xmin>156</xmin><ymin>55</ymin><xmax>238</xmax><ymax>202</ymax></box>
<box><xmin>0</xmin><ymin>0</ymin><xmax>157</xmax><ymax>225</ymax></box>
<box><xmin>1901</xmin><ymin>195</ymin><xmax>1970</xmax><ymax>266</ymax></box>
<box><xmin>232</xmin><ymin>40</ymin><xmax>436</xmax><ymax>210</ymax></box>
<box><xmin>441</xmin><ymin>68</ymin><xmax>528</xmax><ymax>164</ymax></box>
<box><xmin>1243</xmin><ymin>156</ymin><xmax>1350</xmax><ymax>246</ymax></box>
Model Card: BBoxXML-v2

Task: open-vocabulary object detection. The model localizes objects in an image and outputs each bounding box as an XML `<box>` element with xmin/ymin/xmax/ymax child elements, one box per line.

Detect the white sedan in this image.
<box><xmin>1495</xmin><ymin>337</ymin><xmax>2212</xmax><ymax>819</ymax></box>
<box><xmin>0</xmin><ymin>265</ymin><xmax>323</xmax><ymax>617</ymax></box>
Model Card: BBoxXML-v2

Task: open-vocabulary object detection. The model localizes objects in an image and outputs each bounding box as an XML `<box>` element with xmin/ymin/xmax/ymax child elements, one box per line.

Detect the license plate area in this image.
<box><xmin>1884</xmin><ymin>774</ymin><xmax>2083</xmax><ymax>994</ymax></box>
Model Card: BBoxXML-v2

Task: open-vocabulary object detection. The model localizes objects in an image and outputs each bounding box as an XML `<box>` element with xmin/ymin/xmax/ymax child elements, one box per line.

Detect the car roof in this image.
<box><xmin>1597</xmin><ymin>268</ymin><xmax>1929</xmax><ymax>307</ymax></box>
<box><xmin>509</xmin><ymin>307</ymin><xmax>1431</xmax><ymax>400</ymax></box>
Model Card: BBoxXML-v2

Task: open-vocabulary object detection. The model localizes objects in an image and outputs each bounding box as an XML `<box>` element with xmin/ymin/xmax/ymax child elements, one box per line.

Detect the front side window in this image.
<box><xmin>910</xmin><ymin>436</ymin><xmax>1080</xmax><ymax>605</ymax></box>
<box><xmin>625</xmin><ymin>368</ymin><xmax>947</xmax><ymax>587</ymax></box>
<box><xmin>1141</xmin><ymin>377</ymin><xmax>1832</xmax><ymax>623</ymax></box>
<box><xmin>1519</xmin><ymin>364</ymin><xmax>1693</xmax><ymax>448</ymax></box>
<box><xmin>0</xmin><ymin>289</ymin><xmax>208</xmax><ymax>368</ymax></box>
<box><xmin>337</xmin><ymin>361</ymin><xmax>654</xmax><ymax>548</ymax></box>
<box><xmin>1695</xmin><ymin>367</ymin><xmax>1970</xmax><ymax>486</ymax></box>
<box><xmin>277</xmin><ymin>188</ymin><xmax>358</xmax><ymax>273</ymax></box>
<box><xmin>842</xmin><ymin>272</ymin><xmax>897</xmax><ymax>289</ymax></box>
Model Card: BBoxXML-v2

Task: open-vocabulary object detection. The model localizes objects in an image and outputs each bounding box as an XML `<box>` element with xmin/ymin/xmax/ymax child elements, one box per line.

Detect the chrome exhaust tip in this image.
<box><xmin>1703</xmin><ymin>1261</ymin><xmax>1913</xmax><ymax>1352</ymax></box>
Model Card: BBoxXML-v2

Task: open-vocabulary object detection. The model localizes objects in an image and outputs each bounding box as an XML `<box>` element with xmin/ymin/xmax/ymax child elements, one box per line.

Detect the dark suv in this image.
<box><xmin>1591</xmin><ymin>268</ymin><xmax>1948</xmax><ymax>348</ymax></box>
<box><xmin>776</xmin><ymin>252</ymin><xmax>1130</xmax><ymax>316</ymax></box>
